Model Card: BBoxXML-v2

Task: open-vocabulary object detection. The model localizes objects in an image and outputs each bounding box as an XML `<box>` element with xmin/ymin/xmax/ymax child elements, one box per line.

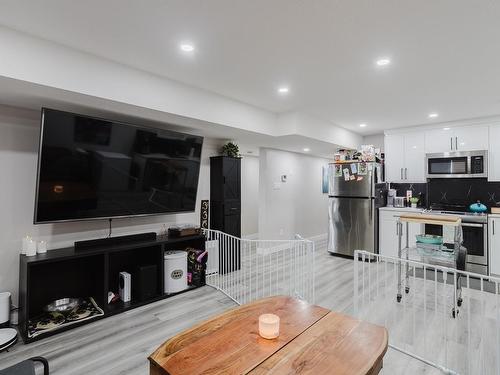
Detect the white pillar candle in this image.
<box><xmin>26</xmin><ymin>239</ymin><xmax>37</xmax><ymax>257</ymax></box>
<box><xmin>21</xmin><ymin>236</ymin><xmax>31</xmax><ymax>254</ymax></box>
<box><xmin>258</xmin><ymin>313</ymin><xmax>280</xmax><ymax>339</ymax></box>
<box><xmin>37</xmin><ymin>240</ymin><xmax>47</xmax><ymax>254</ymax></box>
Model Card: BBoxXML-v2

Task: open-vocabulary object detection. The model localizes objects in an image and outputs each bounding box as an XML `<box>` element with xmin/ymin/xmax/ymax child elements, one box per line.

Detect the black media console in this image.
<box><xmin>18</xmin><ymin>234</ymin><xmax>205</xmax><ymax>343</ymax></box>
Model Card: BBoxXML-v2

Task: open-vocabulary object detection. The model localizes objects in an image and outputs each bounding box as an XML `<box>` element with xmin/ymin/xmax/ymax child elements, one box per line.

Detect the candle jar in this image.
<box><xmin>258</xmin><ymin>313</ymin><xmax>280</xmax><ymax>339</ymax></box>
<box><xmin>37</xmin><ymin>240</ymin><xmax>47</xmax><ymax>254</ymax></box>
<box><xmin>26</xmin><ymin>240</ymin><xmax>37</xmax><ymax>257</ymax></box>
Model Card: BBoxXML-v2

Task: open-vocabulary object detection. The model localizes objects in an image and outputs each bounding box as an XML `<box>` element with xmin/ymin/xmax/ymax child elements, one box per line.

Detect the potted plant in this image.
<box><xmin>221</xmin><ymin>142</ymin><xmax>241</xmax><ymax>158</ymax></box>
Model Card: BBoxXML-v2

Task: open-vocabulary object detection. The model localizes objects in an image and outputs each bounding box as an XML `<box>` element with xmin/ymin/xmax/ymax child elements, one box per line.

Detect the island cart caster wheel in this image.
<box><xmin>405</xmin><ymin>287</ymin><xmax>410</xmax><ymax>294</ymax></box>
<box><xmin>452</xmin><ymin>308</ymin><xmax>459</xmax><ymax>318</ymax></box>
<box><xmin>397</xmin><ymin>294</ymin><xmax>402</xmax><ymax>303</ymax></box>
<box><xmin>457</xmin><ymin>298</ymin><xmax>463</xmax><ymax>307</ymax></box>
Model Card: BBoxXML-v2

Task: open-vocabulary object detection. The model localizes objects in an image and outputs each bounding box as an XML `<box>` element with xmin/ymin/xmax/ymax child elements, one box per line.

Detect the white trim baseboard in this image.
<box><xmin>242</xmin><ymin>233</ymin><xmax>259</xmax><ymax>240</ymax></box>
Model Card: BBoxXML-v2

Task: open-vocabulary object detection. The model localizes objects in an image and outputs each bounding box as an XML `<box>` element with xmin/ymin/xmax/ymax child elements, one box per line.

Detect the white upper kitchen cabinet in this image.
<box><xmin>424</xmin><ymin>128</ymin><xmax>454</xmax><ymax>153</ymax></box>
<box><xmin>453</xmin><ymin>126</ymin><xmax>488</xmax><ymax>151</ymax></box>
<box><xmin>489</xmin><ymin>216</ymin><xmax>500</xmax><ymax>276</ymax></box>
<box><xmin>404</xmin><ymin>133</ymin><xmax>425</xmax><ymax>181</ymax></box>
<box><xmin>425</xmin><ymin>126</ymin><xmax>488</xmax><ymax>153</ymax></box>
<box><xmin>384</xmin><ymin>134</ymin><xmax>405</xmax><ymax>182</ymax></box>
<box><xmin>488</xmin><ymin>124</ymin><xmax>500</xmax><ymax>181</ymax></box>
<box><xmin>384</xmin><ymin>132</ymin><xmax>425</xmax><ymax>183</ymax></box>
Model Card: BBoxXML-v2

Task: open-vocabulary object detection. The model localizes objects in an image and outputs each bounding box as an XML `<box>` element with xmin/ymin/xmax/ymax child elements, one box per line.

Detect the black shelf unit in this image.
<box><xmin>210</xmin><ymin>156</ymin><xmax>241</xmax><ymax>237</ymax></box>
<box><xmin>18</xmin><ymin>234</ymin><xmax>205</xmax><ymax>343</ymax></box>
<box><xmin>210</xmin><ymin>156</ymin><xmax>241</xmax><ymax>273</ymax></box>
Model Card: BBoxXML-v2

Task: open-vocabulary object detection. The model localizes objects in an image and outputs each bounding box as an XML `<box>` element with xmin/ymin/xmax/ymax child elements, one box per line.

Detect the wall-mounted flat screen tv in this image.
<box><xmin>34</xmin><ymin>108</ymin><xmax>203</xmax><ymax>223</ymax></box>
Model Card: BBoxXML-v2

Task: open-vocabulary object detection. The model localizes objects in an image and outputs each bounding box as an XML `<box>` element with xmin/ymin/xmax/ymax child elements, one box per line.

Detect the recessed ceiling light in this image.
<box><xmin>376</xmin><ymin>58</ymin><xmax>391</xmax><ymax>66</ymax></box>
<box><xmin>428</xmin><ymin>113</ymin><xmax>439</xmax><ymax>118</ymax></box>
<box><xmin>359</xmin><ymin>123</ymin><xmax>367</xmax><ymax>128</ymax></box>
<box><xmin>443</xmin><ymin>127</ymin><xmax>451</xmax><ymax>131</ymax></box>
<box><xmin>303</xmin><ymin>148</ymin><xmax>310</xmax><ymax>152</ymax></box>
<box><xmin>278</xmin><ymin>86</ymin><xmax>289</xmax><ymax>94</ymax></box>
<box><xmin>180</xmin><ymin>43</ymin><xmax>195</xmax><ymax>52</ymax></box>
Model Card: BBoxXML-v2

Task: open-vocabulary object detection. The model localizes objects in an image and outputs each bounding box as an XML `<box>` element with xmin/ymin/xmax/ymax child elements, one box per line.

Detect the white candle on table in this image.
<box><xmin>37</xmin><ymin>240</ymin><xmax>47</xmax><ymax>254</ymax></box>
<box><xmin>259</xmin><ymin>313</ymin><xmax>280</xmax><ymax>339</ymax></box>
<box><xmin>21</xmin><ymin>236</ymin><xmax>31</xmax><ymax>254</ymax></box>
<box><xmin>26</xmin><ymin>239</ymin><xmax>37</xmax><ymax>256</ymax></box>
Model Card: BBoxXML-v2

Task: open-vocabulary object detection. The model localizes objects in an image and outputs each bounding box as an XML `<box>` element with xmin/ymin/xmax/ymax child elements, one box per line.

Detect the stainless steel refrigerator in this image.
<box><xmin>327</xmin><ymin>161</ymin><xmax>386</xmax><ymax>257</ymax></box>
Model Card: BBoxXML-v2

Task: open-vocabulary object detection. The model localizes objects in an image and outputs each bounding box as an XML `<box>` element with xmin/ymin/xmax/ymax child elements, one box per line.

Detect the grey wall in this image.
<box><xmin>258</xmin><ymin>148</ymin><xmax>329</xmax><ymax>240</ymax></box>
<box><xmin>241</xmin><ymin>155</ymin><xmax>259</xmax><ymax>237</ymax></box>
<box><xmin>362</xmin><ymin>134</ymin><xmax>385</xmax><ymax>152</ymax></box>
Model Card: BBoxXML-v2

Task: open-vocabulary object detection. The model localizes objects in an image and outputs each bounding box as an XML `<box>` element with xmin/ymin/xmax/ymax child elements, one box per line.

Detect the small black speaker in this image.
<box><xmin>133</xmin><ymin>265</ymin><xmax>158</xmax><ymax>301</ymax></box>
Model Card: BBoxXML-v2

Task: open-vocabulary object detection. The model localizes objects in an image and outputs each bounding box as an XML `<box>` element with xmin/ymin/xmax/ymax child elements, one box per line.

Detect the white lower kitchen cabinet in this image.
<box><xmin>489</xmin><ymin>216</ymin><xmax>500</xmax><ymax>276</ymax></box>
<box><xmin>379</xmin><ymin>209</ymin><xmax>423</xmax><ymax>258</ymax></box>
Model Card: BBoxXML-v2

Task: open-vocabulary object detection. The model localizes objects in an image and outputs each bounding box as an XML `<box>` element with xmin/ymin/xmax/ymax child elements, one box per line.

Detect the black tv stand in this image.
<box><xmin>74</xmin><ymin>232</ymin><xmax>157</xmax><ymax>251</ymax></box>
<box><xmin>19</xmin><ymin>234</ymin><xmax>205</xmax><ymax>343</ymax></box>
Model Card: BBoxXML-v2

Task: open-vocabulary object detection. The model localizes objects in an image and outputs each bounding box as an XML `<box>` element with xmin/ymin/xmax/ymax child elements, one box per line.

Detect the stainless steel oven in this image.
<box><xmin>425</xmin><ymin>217</ymin><xmax>488</xmax><ymax>275</ymax></box>
<box><xmin>426</xmin><ymin>150</ymin><xmax>487</xmax><ymax>179</ymax></box>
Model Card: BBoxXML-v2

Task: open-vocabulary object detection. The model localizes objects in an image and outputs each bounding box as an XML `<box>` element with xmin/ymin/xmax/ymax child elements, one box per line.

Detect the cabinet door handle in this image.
<box><xmin>450</xmin><ymin>137</ymin><xmax>453</xmax><ymax>150</ymax></box>
<box><xmin>400</xmin><ymin>168</ymin><xmax>403</xmax><ymax>180</ymax></box>
<box><xmin>405</xmin><ymin>168</ymin><xmax>408</xmax><ymax>180</ymax></box>
<box><xmin>396</xmin><ymin>222</ymin><xmax>399</xmax><ymax>235</ymax></box>
<box><xmin>455</xmin><ymin>137</ymin><xmax>458</xmax><ymax>150</ymax></box>
<box><xmin>494</xmin><ymin>220</ymin><xmax>496</xmax><ymax>236</ymax></box>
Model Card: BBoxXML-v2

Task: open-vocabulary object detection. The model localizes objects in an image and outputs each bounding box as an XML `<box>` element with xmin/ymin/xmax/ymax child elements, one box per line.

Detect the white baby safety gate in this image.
<box><xmin>354</xmin><ymin>249</ymin><xmax>500</xmax><ymax>375</ymax></box>
<box><xmin>203</xmin><ymin>229</ymin><xmax>315</xmax><ymax>305</ymax></box>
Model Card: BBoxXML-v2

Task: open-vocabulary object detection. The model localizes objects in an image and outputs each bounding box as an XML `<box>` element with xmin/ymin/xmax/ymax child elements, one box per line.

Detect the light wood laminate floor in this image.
<box><xmin>0</xmin><ymin>249</ymin><xmax>441</xmax><ymax>374</ymax></box>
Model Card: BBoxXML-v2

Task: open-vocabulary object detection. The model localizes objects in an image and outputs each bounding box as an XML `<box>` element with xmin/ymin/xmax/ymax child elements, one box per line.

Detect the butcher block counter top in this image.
<box><xmin>149</xmin><ymin>296</ymin><xmax>388</xmax><ymax>375</ymax></box>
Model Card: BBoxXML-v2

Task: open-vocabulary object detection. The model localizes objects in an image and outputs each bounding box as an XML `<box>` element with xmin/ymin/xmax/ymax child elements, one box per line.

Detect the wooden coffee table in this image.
<box><xmin>149</xmin><ymin>296</ymin><xmax>388</xmax><ymax>374</ymax></box>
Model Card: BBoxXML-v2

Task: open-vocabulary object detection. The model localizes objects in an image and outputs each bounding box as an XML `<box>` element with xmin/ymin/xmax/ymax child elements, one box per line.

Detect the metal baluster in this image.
<box><xmin>467</xmin><ymin>274</ymin><xmax>471</xmax><ymax>375</ymax></box>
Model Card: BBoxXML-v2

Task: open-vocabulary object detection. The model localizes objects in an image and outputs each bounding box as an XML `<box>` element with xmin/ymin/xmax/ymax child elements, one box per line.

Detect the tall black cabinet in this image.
<box><xmin>210</xmin><ymin>156</ymin><xmax>241</xmax><ymax>237</ymax></box>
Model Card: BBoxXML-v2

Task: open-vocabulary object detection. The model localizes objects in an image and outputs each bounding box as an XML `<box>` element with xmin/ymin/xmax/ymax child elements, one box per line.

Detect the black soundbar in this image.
<box><xmin>74</xmin><ymin>232</ymin><xmax>157</xmax><ymax>251</ymax></box>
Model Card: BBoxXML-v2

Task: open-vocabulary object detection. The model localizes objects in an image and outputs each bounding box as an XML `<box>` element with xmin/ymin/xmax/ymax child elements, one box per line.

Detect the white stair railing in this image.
<box><xmin>203</xmin><ymin>229</ymin><xmax>315</xmax><ymax>305</ymax></box>
<box><xmin>354</xmin><ymin>249</ymin><xmax>500</xmax><ymax>375</ymax></box>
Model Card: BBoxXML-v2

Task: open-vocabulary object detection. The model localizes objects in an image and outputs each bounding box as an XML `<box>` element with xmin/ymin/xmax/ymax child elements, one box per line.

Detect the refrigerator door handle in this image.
<box><xmin>368</xmin><ymin>171</ymin><xmax>373</xmax><ymax>223</ymax></box>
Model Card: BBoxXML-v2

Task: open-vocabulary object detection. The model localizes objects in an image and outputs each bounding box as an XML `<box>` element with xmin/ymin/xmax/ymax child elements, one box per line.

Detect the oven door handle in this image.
<box><xmin>461</xmin><ymin>223</ymin><xmax>484</xmax><ymax>228</ymax></box>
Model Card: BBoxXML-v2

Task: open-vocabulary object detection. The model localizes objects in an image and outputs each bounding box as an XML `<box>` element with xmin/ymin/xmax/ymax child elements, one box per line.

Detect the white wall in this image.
<box><xmin>0</xmin><ymin>104</ymin><xmax>222</xmax><ymax>304</ymax></box>
<box><xmin>241</xmin><ymin>156</ymin><xmax>259</xmax><ymax>237</ymax></box>
<box><xmin>258</xmin><ymin>148</ymin><xmax>329</xmax><ymax>240</ymax></box>
<box><xmin>362</xmin><ymin>134</ymin><xmax>385</xmax><ymax>152</ymax></box>
<box><xmin>277</xmin><ymin>112</ymin><xmax>362</xmax><ymax>150</ymax></box>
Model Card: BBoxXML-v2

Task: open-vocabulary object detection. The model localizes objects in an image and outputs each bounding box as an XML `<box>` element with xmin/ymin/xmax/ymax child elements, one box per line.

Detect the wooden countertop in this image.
<box><xmin>149</xmin><ymin>296</ymin><xmax>388</xmax><ymax>375</ymax></box>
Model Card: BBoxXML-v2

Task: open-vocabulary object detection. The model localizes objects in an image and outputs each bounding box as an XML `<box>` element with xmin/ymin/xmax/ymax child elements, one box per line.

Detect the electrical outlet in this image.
<box><xmin>279</xmin><ymin>228</ymin><xmax>284</xmax><ymax>236</ymax></box>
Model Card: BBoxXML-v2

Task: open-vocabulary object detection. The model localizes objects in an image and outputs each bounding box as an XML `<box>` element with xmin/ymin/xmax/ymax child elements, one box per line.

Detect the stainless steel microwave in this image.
<box><xmin>426</xmin><ymin>150</ymin><xmax>487</xmax><ymax>178</ymax></box>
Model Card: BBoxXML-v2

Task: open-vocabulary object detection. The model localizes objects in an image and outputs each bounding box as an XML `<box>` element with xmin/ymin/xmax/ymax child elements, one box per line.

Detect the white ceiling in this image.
<box><xmin>1</xmin><ymin>0</ymin><xmax>500</xmax><ymax>135</ymax></box>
